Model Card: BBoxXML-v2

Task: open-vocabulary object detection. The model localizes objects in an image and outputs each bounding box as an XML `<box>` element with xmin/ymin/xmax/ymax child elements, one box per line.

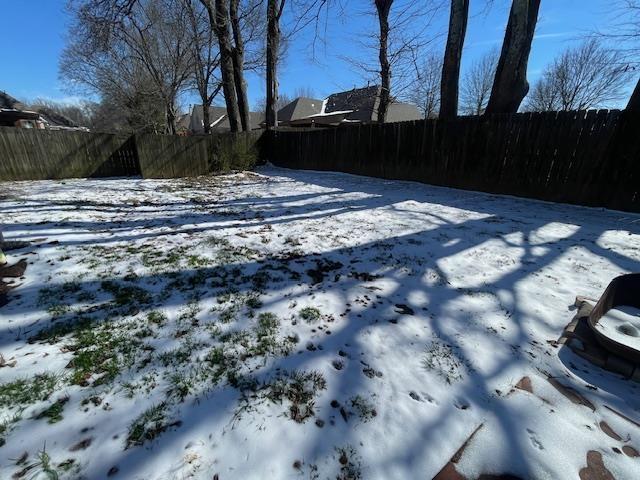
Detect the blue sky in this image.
<box><xmin>0</xmin><ymin>0</ymin><xmax>630</xmax><ymax>111</ymax></box>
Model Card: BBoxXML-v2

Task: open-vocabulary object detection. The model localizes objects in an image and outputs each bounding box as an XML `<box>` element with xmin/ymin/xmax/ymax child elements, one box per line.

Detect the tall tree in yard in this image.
<box><xmin>230</xmin><ymin>0</ymin><xmax>251</xmax><ymax>131</ymax></box>
<box><xmin>440</xmin><ymin>0</ymin><xmax>469</xmax><ymax>119</ymax></box>
<box><xmin>200</xmin><ymin>0</ymin><xmax>240</xmax><ymax>132</ymax></box>
<box><xmin>186</xmin><ymin>0</ymin><xmax>222</xmax><ymax>134</ymax></box>
<box><xmin>266</xmin><ymin>0</ymin><xmax>286</xmax><ymax>129</ymax></box>
<box><xmin>374</xmin><ymin>0</ymin><xmax>393</xmax><ymax>124</ymax></box>
<box><xmin>485</xmin><ymin>0</ymin><xmax>541</xmax><ymax>114</ymax></box>
<box><xmin>62</xmin><ymin>0</ymin><xmax>193</xmax><ymax>134</ymax></box>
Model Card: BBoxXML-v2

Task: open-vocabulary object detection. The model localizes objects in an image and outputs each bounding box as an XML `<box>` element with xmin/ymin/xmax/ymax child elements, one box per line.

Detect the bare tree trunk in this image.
<box><xmin>375</xmin><ymin>0</ymin><xmax>393</xmax><ymax>124</ymax></box>
<box><xmin>627</xmin><ymin>77</ymin><xmax>640</xmax><ymax>112</ymax></box>
<box><xmin>202</xmin><ymin>105</ymin><xmax>211</xmax><ymax>134</ymax></box>
<box><xmin>230</xmin><ymin>0</ymin><xmax>250</xmax><ymax>132</ymax></box>
<box><xmin>440</xmin><ymin>0</ymin><xmax>469</xmax><ymax>119</ymax></box>
<box><xmin>266</xmin><ymin>0</ymin><xmax>284</xmax><ymax>129</ymax></box>
<box><xmin>166</xmin><ymin>102</ymin><xmax>177</xmax><ymax>135</ymax></box>
<box><xmin>201</xmin><ymin>0</ymin><xmax>240</xmax><ymax>132</ymax></box>
<box><xmin>485</xmin><ymin>0</ymin><xmax>541</xmax><ymax>114</ymax></box>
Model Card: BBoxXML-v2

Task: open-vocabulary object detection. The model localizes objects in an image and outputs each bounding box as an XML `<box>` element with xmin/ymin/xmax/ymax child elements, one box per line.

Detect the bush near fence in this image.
<box><xmin>0</xmin><ymin>127</ymin><xmax>263</xmax><ymax>181</ymax></box>
<box><xmin>264</xmin><ymin>110</ymin><xmax>640</xmax><ymax>213</ymax></box>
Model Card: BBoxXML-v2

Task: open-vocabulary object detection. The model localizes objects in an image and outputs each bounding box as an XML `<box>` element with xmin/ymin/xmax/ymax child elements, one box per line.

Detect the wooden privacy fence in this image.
<box><xmin>0</xmin><ymin>127</ymin><xmax>263</xmax><ymax>181</ymax></box>
<box><xmin>136</xmin><ymin>131</ymin><xmax>262</xmax><ymax>178</ymax></box>
<box><xmin>265</xmin><ymin>110</ymin><xmax>640</xmax><ymax>213</ymax></box>
<box><xmin>0</xmin><ymin>127</ymin><xmax>139</xmax><ymax>180</ymax></box>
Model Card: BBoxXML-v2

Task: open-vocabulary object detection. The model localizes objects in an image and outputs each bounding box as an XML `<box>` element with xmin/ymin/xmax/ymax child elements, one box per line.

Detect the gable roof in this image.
<box><xmin>325</xmin><ymin>85</ymin><xmax>381</xmax><ymax>122</ymax></box>
<box><xmin>277</xmin><ymin>97</ymin><xmax>323</xmax><ymax>123</ymax></box>
<box><xmin>190</xmin><ymin>105</ymin><xmax>265</xmax><ymax>132</ymax></box>
<box><xmin>0</xmin><ymin>91</ymin><xmax>24</xmax><ymax>110</ymax></box>
<box><xmin>36</xmin><ymin>107</ymin><xmax>78</xmax><ymax>128</ymax></box>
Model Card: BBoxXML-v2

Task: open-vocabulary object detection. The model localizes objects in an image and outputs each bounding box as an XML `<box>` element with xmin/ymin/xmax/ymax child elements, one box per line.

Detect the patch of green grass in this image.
<box><xmin>336</xmin><ymin>445</ymin><xmax>363</xmax><ymax>480</ymax></box>
<box><xmin>167</xmin><ymin>373</ymin><xmax>192</xmax><ymax>401</ymax></box>
<box><xmin>219</xmin><ymin>306</ymin><xmax>238</xmax><ymax>324</ymax></box>
<box><xmin>256</xmin><ymin>313</ymin><xmax>279</xmax><ymax>338</ymax></box>
<box><xmin>68</xmin><ymin>323</ymin><xmax>142</xmax><ymax>386</ymax></box>
<box><xmin>147</xmin><ymin>311</ymin><xmax>168</xmax><ymax>326</ymax></box>
<box><xmin>0</xmin><ymin>373</ymin><xmax>58</xmax><ymax>408</ymax></box>
<box><xmin>259</xmin><ymin>370</ymin><xmax>327</xmax><ymax>423</ymax></box>
<box><xmin>36</xmin><ymin>397</ymin><xmax>69</xmax><ymax>424</ymax></box>
<box><xmin>157</xmin><ymin>339</ymin><xmax>205</xmax><ymax>367</ymax></box>
<box><xmin>300</xmin><ymin>307</ymin><xmax>322</xmax><ymax>323</ymax></box>
<box><xmin>47</xmin><ymin>304</ymin><xmax>71</xmax><ymax>318</ymax></box>
<box><xmin>20</xmin><ymin>445</ymin><xmax>60</xmax><ymax>480</ymax></box>
<box><xmin>187</xmin><ymin>255</ymin><xmax>212</xmax><ymax>267</ymax></box>
<box><xmin>422</xmin><ymin>340</ymin><xmax>471</xmax><ymax>384</ymax></box>
<box><xmin>126</xmin><ymin>402</ymin><xmax>171</xmax><ymax>447</ymax></box>
<box><xmin>0</xmin><ymin>411</ymin><xmax>22</xmax><ymax>447</ymax></box>
<box><xmin>349</xmin><ymin>395</ymin><xmax>377</xmax><ymax>422</ymax></box>
<box><xmin>246</xmin><ymin>295</ymin><xmax>262</xmax><ymax>310</ymax></box>
<box><xmin>29</xmin><ymin>317</ymin><xmax>92</xmax><ymax>344</ymax></box>
<box><xmin>101</xmin><ymin>280</ymin><xmax>151</xmax><ymax>307</ymax></box>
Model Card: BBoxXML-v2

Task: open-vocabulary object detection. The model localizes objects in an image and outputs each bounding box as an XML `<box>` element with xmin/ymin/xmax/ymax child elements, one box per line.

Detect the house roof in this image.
<box><xmin>285</xmin><ymin>85</ymin><xmax>421</xmax><ymax>126</ymax></box>
<box><xmin>176</xmin><ymin>113</ymin><xmax>191</xmax><ymax>131</ymax></box>
<box><xmin>190</xmin><ymin>105</ymin><xmax>265</xmax><ymax>132</ymax></box>
<box><xmin>36</xmin><ymin>107</ymin><xmax>78</xmax><ymax>128</ymax></box>
<box><xmin>325</xmin><ymin>85</ymin><xmax>381</xmax><ymax>122</ymax></box>
<box><xmin>0</xmin><ymin>91</ymin><xmax>25</xmax><ymax>110</ymax></box>
<box><xmin>277</xmin><ymin>97</ymin><xmax>323</xmax><ymax>123</ymax></box>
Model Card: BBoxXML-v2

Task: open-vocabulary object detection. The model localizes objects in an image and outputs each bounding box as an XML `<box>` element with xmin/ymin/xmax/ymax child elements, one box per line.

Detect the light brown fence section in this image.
<box><xmin>0</xmin><ymin>127</ymin><xmax>137</xmax><ymax>180</ymax></box>
<box><xmin>0</xmin><ymin>128</ymin><xmax>264</xmax><ymax>181</ymax></box>
<box><xmin>265</xmin><ymin>110</ymin><xmax>640</xmax><ymax>213</ymax></box>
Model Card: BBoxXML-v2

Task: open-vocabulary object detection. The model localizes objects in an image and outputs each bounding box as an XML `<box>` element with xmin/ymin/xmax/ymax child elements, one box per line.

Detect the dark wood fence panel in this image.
<box><xmin>265</xmin><ymin>110</ymin><xmax>640</xmax><ymax>213</ymax></box>
<box><xmin>136</xmin><ymin>131</ymin><xmax>263</xmax><ymax>178</ymax></box>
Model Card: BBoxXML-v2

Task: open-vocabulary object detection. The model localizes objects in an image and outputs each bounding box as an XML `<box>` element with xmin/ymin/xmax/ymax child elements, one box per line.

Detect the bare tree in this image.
<box><xmin>599</xmin><ymin>1</ymin><xmax>640</xmax><ymax>111</ymax></box>
<box><xmin>406</xmin><ymin>52</ymin><xmax>442</xmax><ymax>118</ymax></box>
<box><xmin>62</xmin><ymin>0</ymin><xmax>194</xmax><ymax>134</ymax></box>
<box><xmin>185</xmin><ymin>0</ymin><xmax>221</xmax><ymax>134</ymax></box>
<box><xmin>440</xmin><ymin>0</ymin><xmax>469</xmax><ymax>119</ymax></box>
<box><xmin>340</xmin><ymin>2</ymin><xmax>444</xmax><ymax>121</ymax></box>
<box><xmin>374</xmin><ymin>0</ymin><xmax>393</xmax><ymax>123</ymax></box>
<box><xmin>485</xmin><ymin>0</ymin><xmax>541</xmax><ymax>114</ymax></box>
<box><xmin>199</xmin><ymin>0</ymin><xmax>241</xmax><ymax>132</ymax></box>
<box><xmin>230</xmin><ymin>0</ymin><xmax>251</xmax><ymax>131</ymax></box>
<box><xmin>27</xmin><ymin>98</ymin><xmax>98</xmax><ymax>128</ymax></box>
<box><xmin>459</xmin><ymin>49</ymin><xmax>498</xmax><ymax>115</ymax></box>
<box><xmin>266</xmin><ymin>0</ymin><xmax>286</xmax><ymax>129</ymax></box>
<box><xmin>293</xmin><ymin>86</ymin><xmax>316</xmax><ymax>98</ymax></box>
<box><xmin>525</xmin><ymin>39</ymin><xmax>633</xmax><ymax>111</ymax></box>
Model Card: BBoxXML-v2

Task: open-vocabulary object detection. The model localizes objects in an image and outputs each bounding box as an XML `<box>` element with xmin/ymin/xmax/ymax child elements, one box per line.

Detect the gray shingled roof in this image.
<box><xmin>0</xmin><ymin>91</ymin><xmax>24</xmax><ymax>110</ymax></box>
<box><xmin>277</xmin><ymin>97</ymin><xmax>323</xmax><ymax>123</ymax></box>
<box><xmin>325</xmin><ymin>85</ymin><xmax>380</xmax><ymax>122</ymax></box>
<box><xmin>190</xmin><ymin>105</ymin><xmax>265</xmax><ymax>133</ymax></box>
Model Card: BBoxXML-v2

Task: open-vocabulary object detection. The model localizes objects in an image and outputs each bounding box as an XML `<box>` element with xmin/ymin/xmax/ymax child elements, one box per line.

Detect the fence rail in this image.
<box><xmin>265</xmin><ymin>110</ymin><xmax>640</xmax><ymax>213</ymax></box>
<box><xmin>0</xmin><ymin>127</ymin><xmax>262</xmax><ymax>181</ymax></box>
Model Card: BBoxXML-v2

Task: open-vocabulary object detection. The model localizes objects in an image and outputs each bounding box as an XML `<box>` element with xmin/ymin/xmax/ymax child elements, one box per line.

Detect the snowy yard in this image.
<box><xmin>1</xmin><ymin>166</ymin><xmax>640</xmax><ymax>479</ymax></box>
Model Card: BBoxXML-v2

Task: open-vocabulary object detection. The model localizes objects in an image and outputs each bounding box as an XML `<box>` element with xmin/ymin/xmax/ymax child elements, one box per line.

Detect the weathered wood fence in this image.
<box><xmin>0</xmin><ymin>127</ymin><xmax>138</xmax><ymax>180</ymax></box>
<box><xmin>265</xmin><ymin>110</ymin><xmax>640</xmax><ymax>213</ymax></box>
<box><xmin>0</xmin><ymin>127</ymin><xmax>262</xmax><ymax>181</ymax></box>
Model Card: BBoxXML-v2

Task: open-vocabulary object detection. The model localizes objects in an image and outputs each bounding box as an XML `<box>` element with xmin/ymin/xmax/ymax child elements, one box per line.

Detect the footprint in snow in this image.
<box><xmin>454</xmin><ymin>397</ymin><xmax>470</xmax><ymax>410</ymax></box>
<box><xmin>409</xmin><ymin>391</ymin><xmax>438</xmax><ymax>405</ymax></box>
<box><xmin>527</xmin><ymin>428</ymin><xmax>544</xmax><ymax>450</ymax></box>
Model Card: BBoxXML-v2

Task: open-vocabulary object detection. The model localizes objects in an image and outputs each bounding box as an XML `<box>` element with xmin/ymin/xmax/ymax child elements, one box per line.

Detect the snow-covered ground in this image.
<box><xmin>1</xmin><ymin>166</ymin><xmax>639</xmax><ymax>480</ymax></box>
